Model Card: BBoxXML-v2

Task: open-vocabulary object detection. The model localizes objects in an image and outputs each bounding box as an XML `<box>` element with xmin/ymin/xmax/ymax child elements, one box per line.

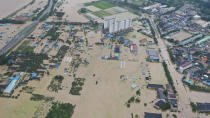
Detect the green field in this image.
<box><xmin>84</xmin><ymin>1</ymin><xmax>115</xmax><ymax>10</ymax></box>
<box><xmin>92</xmin><ymin>10</ymin><xmax>112</xmax><ymax>18</ymax></box>
<box><xmin>132</xmin><ymin>0</ymin><xmax>148</xmax><ymax>6</ymax></box>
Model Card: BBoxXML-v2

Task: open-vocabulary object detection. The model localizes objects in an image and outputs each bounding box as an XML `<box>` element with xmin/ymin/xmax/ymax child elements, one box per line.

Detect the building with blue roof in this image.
<box><xmin>203</xmin><ymin>81</ymin><xmax>210</xmax><ymax>86</ymax></box>
<box><xmin>183</xmin><ymin>78</ymin><xmax>194</xmax><ymax>85</ymax></box>
<box><xmin>4</xmin><ymin>74</ymin><xmax>21</xmax><ymax>94</ymax></box>
<box><xmin>32</xmin><ymin>73</ymin><xmax>37</xmax><ymax>78</ymax></box>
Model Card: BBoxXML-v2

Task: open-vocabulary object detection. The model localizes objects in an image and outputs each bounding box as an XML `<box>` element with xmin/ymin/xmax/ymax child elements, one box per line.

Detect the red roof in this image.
<box><xmin>133</xmin><ymin>44</ymin><xmax>137</xmax><ymax>50</ymax></box>
<box><xmin>141</xmin><ymin>38</ymin><xmax>147</xmax><ymax>42</ymax></box>
<box><xmin>202</xmin><ymin>57</ymin><xmax>208</xmax><ymax>62</ymax></box>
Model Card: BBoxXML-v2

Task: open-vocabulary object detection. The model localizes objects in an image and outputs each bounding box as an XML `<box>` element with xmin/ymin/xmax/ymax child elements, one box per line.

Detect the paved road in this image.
<box><xmin>148</xmin><ymin>16</ymin><xmax>195</xmax><ymax>118</ymax></box>
<box><xmin>0</xmin><ymin>0</ymin><xmax>53</xmax><ymax>55</ymax></box>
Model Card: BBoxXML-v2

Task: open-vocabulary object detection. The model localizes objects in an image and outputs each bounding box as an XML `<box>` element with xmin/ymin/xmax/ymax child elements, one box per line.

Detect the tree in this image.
<box><xmin>0</xmin><ymin>54</ymin><xmax>8</xmax><ymax>65</ymax></box>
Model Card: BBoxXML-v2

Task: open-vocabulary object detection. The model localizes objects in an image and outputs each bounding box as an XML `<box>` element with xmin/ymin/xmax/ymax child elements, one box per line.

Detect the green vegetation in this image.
<box><xmin>46</xmin><ymin>102</ymin><xmax>75</xmax><ymax>118</ymax></box>
<box><xmin>190</xmin><ymin>102</ymin><xmax>197</xmax><ymax>112</ymax></box>
<box><xmin>167</xmin><ymin>48</ymin><xmax>175</xmax><ymax>64</ymax></box>
<box><xmin>84</xmin><ymin>1</ymin><xmax>115</xmax><ymax>10</ymax></box>
<box><xmin>131</xmin><ymin>0</ymin><xmax>148</xmax><ymax>6</ymax></box>
<box><xmin>48</xmin><ymin>75</ymin><xmax>64</xmax><ymax>92</ymax></box>
<box><xmin>30</xmin><ymin>94</ymin><xmax>54</xmax><ymax>101</ymax></box>
<box><xmin>0</xmin><ymin>19</ymin><xmax>25</xmax><ymax>24</ymax></box>
<box><xmin>16</xmin><ymin>40</ymin><xmax>33</xmax><ymax>53</ymax></box>
<box><xmin>160</xmin><ymin>101</ymin><xmax>171</xmax><ymax>111</ymax></box>
<box><xmin>125</xmin><ymin>96</ymin><xmax>140</xmax><ymax>108</ymax></box>
<box><xmin>162</xmin><ymin>61</ymin><xmax>176</xmax><ymax>93</ymax></box>
<box><xmin>80</xmin><ymin>8</ymin><xmax>88</xmax><ymax>13</ymax></box>
<box><xmin>69</xmin><ymin>78</ymin><xmax>85</xmax><ymax>95</ymax></box>
<box><xmin>55</xmin><ymin>12</ymin><xmax>65</xmax><ymax>17</ymax></box>
<box><xmin>22</xmin><ymin>86</ymin><xmax>34</xmax><ymax>93</ymax></box>
<box><xmin>108</xmin><ymin>0</ymin><xmax>140</xmax><ymax>10</ymax></box>
<box><xmin>92</xmin><ymin>10</ymin><xmax>112</xmax><ymax>18</ymax></box>
<box><xmin>182</xmin><ymin>77</ymin><xmax>210</xmax><ymax>93</ymax></box>
<box><xmin>188</xmin><ymin>84</ymin><xmax>210</xmax><ymax>93</ymax></box>
<box><xmin>172</xmin><ymin>114</ymin><xmax>177</xmax><ymax>118</ymax></box>
<box><xmin>0</xmin><ymin>54</ymin><xmax>8</xmax><ymax>65</ymax></box>
<box><xmin>53</xmin><ymin>45</ymin><xmax>69</xmax><ymax>62</ymax></box>
<box><xmin>19</xmin><ymin>53</ymin><xmax>48</xmax><ymax>72</ymax></box>
<box><xmin>44</xmin><ymin>26</ymin><xmax>60</xmax><ymax>41</ymax></box>
<box><xmin>12</xmin><ymin>40</ymin><xmax>48</xmax><ymax>72</ymax></box>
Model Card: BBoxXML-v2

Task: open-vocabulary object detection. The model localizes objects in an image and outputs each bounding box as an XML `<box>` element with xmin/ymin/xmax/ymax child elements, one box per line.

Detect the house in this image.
<box><xmin>157</xmin><ymin>88</ymin><xmax>166</xmax><ymax>100</ymax></box>
<box><xmin>196</xmin><ymin>102</ymin><xmax>210</xmax><ymax>112</ymax></box>
<box><xmin>179</xmin><ymin>61</ymin><xmax>193</xmax><ymax>73</ymax></box>
<box><xmin>167</xmin><ymin>93</ymin><xmax>178</xmax><ymax>111</ymax></box>
<box><xmin>154</xmin><ymin>100</ymin><xmax>166</xmax><ymax>109</ymax></box>
<box><xmin>168</xmin><ymin>93</ymin><xmax>176</xmax><ymax>99</ymax></box>
<box><xmin>144</xmin><ymin>112</ymin><xmax>162</xmax><ymax>118</ymax></box>
<box><xmin>147</xmin><ymin>49</ymin><xmax>160</xmax><ymax>62</ymax></box>
<box><xmin>169</xmin><ymin>99</ymin><xmax>178</xmax><ymax>111</ymax></box>
<box><xmin>147</xmin><ymin>84</ymin><xmax>164</xmax><ymax>90</ymax></box>
<box><xmin>166</xmin><ymin>84</ymin><xmax>173</xmax><ymax>93</ymax></box>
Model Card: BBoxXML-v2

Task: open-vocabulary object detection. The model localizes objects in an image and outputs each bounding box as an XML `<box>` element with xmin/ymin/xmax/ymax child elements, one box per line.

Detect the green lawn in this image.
<box><xmin>84</xmin><ymin>1</ymin><xmax>115</xmax><ymax>10</ymax></box>
<box><xmin>131</xmin><ymin>0</ymin><xmax>148</xmax><ymax>6</ymax></box>
<box><xmin>92</xmin><ymin>10</ymin><xmax>112</xmax><ymax>18</ymax></box>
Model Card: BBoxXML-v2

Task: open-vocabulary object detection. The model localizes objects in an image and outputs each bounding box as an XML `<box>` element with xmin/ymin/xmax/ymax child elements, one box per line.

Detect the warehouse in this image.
<box><xmin>147</xmin><ymin>49</ymin><xmax>160</xmax><ymax>62</ymax></box>
<box><xmin>3</xmin><ymin>73</ymin><xmax>21</xmax><ymax>94</ymax></box>
<box><xmin>196</xmin><ymin>102</ymin><xmax>210</xmax><ymax>112</ymax></box>
<box><xmin>144</xmin><ymin>112</ymin><xmax>162</xmax><ymax>118</ymax></box>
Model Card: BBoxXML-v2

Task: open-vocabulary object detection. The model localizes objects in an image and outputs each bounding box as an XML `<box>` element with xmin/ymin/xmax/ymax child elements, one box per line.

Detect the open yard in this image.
<box><xmin>170</xmin><ymin>31</ymin><xmax>192</xmax><ymax>41</ymax></box>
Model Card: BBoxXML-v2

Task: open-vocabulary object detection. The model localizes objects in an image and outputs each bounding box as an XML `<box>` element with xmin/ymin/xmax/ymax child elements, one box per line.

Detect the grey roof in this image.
<box><xmin>147</xmin><ymin>50</ymin><xmax>159</xmax><ymax>60</ymax></box>
<box><xmin>196</xmin><ymin>103</ymin><xmax>210</xmax><ymax>112</ymax></box>
<box><xmin>148</xmin><ymin>84</ymin><xmax>164</xmax><ymax>89</ymax></box>
<box><xmin>157</xmin><ymin>88</ymin><xmax>166</xmax><ymax>100</ymax></box>
<box><xmin>145</xmin><ymin>112</ymin><xmax>162</xmax><ymax>118</ymax></box>
<box><xmin>155</xmin><ymin>100</ymin><xmax>166</xmax><ymax>109</ymax></box>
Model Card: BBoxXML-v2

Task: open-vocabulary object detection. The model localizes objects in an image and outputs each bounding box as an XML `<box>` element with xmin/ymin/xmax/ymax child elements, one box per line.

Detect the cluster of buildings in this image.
<box><xmin>138</xmin><ymin>19</ymin><xmax>154</xmax><ymax>38</ymax></box>
<box><xmin>170</xmin><ymin>34</ymin><xmax>210</xmax><ymax>86</ymax></box>
<box><xmin>158</xmin><ymin>4</ymin><xmax>210</xmax><ymax>36</ymax></box>
<box><xmin>147</xmin><ymin>84</ymin><xmax>178</xmax><ymax>111</ymax></box>
<box><xmin>141</xmin><ymin>3</ymin><xmax>175</xmax><ymax>16</ymax></box>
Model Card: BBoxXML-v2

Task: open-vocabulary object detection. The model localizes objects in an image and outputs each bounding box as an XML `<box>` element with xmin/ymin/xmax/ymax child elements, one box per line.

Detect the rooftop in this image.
<box><xmin>145</xmin><ymin>112</ymin><xmax>162</xmax><ymax>118</ymax></box>
<box><xmin>196</xmin><ymin>102</ymin><xmax>210</xmax><ymax>112</ymax></box>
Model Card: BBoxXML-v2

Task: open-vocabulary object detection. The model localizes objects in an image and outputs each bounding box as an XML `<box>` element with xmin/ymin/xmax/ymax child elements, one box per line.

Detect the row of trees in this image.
<box><xmin>162</xmin><ymin>61</ymin><xmax>177</xmax><ymax>93</ymax></box>
<box><xmin>0</xmin><ymin>19</ymin><xmax>25</xmax><ymax>24</ymax></box>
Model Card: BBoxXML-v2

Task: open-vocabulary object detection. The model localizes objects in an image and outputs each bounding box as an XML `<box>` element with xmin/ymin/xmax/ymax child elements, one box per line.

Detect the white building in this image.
<box><xmin>104</xmin><ymin>12</ymin><xmax>134</xmax><ymax>34</ymax></box>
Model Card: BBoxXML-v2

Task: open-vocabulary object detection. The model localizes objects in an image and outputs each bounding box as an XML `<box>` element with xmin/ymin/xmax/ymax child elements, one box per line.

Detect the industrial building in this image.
<box><xmin>104</xmin><ymin>12</ymin><xmax>134</xmax><ymax>34</ymax></box>
<box><xmin>196</xmin><ymin>102</ymin><xmax>210</xmax><ymax>112</ymax></box>
<box><xmin>147</xmin><ymin>49</ymin><xmax>160</xmax><ymax>62</ymax></box>
<box><xmin>3</xmin><ymin>73</ymin><xmax>22</xmax><ymax>94</ymax></box>
<box><xmin>144</xmin><ymin>112</ymin><xmax>162</xmax><ymax>118</ymax></box>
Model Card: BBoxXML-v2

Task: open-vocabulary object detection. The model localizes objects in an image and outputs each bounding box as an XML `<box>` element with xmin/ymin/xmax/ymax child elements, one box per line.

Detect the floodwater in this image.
<box><xmin>0</xmin><ymin>0</ymin><xmax>31</xmax><ymax>18</ymax></box>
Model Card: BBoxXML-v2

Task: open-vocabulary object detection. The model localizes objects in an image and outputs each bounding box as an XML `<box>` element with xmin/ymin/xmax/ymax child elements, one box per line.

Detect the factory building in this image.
<box><xmin>104</xmin><ymin>12</ymin><xmax>134</xmax><ymax>34</ymax></box>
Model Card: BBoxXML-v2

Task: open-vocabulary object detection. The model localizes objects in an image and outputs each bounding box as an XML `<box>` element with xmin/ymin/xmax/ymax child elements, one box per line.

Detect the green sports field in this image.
<box><xmin>84</xmin><ymin>1</ymin><xmax>115</xmax><ymax>10</ymax></box>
